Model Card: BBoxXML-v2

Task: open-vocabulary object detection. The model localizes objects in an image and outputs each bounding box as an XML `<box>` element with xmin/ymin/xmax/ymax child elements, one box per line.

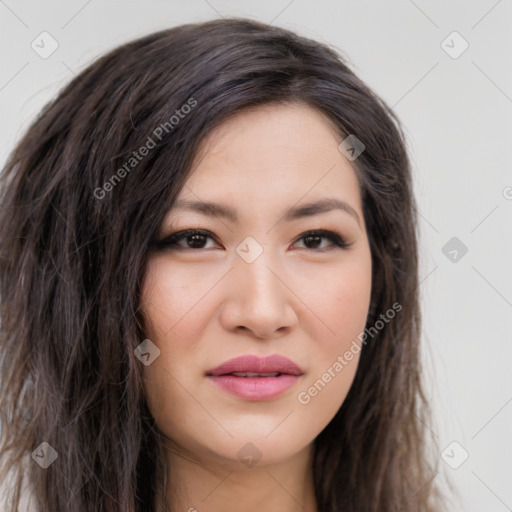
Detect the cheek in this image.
<box><xmin>139</xmin><ymin>256</ymin><xmax>218</xmax><ymax>344</ymax></box>
<box><xmin>317</xmin><ymin>270</ymin><xmax>371</xmax><ymax>329</ymax></box>
<box><xmin>292</xmin><ymin>252</ymin><xmax>371</xmax><ymax>408</ymax></box>
<box><xmin>331</xmin><ymin>264</ymin><xmax>372</xmax><ymax>339</ymax></box>
<box><xmin>293</xmin><ymin>250</ymin><xmax>372</xmax><ymax>348</ymax></box>
<box><xmin>139</xmin><ymin>258</ymin><xmax>218</xmax><ymax>431</ymax></box>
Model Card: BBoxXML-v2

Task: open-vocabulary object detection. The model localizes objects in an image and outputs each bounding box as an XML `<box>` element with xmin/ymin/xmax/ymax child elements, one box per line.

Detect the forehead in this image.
<box><xmin>192</xmin><ymin>102</ymin><xmax>342</xmax><ymax>164</ymax></box>
<box><xmin>183</xmin><ymin>102</ymin><xmax>362</xmax><ymax>206</ymax></box>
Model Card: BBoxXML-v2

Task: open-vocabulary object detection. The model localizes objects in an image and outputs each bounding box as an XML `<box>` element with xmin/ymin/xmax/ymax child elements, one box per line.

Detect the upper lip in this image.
<box><xmin>206</xmin><ymin>354</ymin><xmax>303</xmax><ymax>376</ymax></box>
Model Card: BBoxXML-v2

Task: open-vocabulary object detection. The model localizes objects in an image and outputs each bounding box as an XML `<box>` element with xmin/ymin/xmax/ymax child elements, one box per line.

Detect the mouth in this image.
<box><xmin>223</xmin><ymin>371</ymin><xmax>283</xmax><ymax>377</ymax></box>
<box><xmin>206</xmin><ymin>355</ymin><xmax>303</xmax><ymax>400</ymax></box>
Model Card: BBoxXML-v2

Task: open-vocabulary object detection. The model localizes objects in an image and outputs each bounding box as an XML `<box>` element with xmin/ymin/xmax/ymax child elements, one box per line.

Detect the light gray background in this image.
<box><xmin>1</xmin><ymin>1</ymin><xmax>511</xmax><ymax>511</ymax></box>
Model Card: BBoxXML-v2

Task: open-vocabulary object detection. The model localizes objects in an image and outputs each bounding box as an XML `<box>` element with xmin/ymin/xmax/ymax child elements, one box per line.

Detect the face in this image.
<box><xmin>140</xmin><ymin>102</ymin><xmax>372</xmax><ymax>469</ymax></box>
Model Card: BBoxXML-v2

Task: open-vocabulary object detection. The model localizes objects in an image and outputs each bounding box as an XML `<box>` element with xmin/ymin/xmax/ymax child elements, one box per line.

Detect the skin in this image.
<box><xmin>140</xmin><ymin>102</ymin><xmax>373</xmax><ymax>512</ymax></box>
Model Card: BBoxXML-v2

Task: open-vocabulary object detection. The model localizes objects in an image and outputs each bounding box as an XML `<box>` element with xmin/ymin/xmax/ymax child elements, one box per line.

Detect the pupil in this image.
<box><xmin>305</xmin><ymin>235</ymin><xmax>321</xmax><ymax>248</ymax></box>
<box><xmin>188</xmin><ymin>234</ymin><xmax>206</xmax><ymax>248</ymax></box>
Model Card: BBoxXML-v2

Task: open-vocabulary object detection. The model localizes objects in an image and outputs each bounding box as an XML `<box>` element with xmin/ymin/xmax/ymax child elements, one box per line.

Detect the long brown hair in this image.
<box><xmin>0</xmin><ymin>18</ymin><xmax>444</xmax><ymax>511</ymax></box>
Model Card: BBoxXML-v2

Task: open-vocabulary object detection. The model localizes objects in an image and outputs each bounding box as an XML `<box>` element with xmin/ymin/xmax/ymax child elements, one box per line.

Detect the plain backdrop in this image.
<box><xmin>1</xmin><ymin>1</ymin><xmax>511</xmax><ymax>511</ymax></box>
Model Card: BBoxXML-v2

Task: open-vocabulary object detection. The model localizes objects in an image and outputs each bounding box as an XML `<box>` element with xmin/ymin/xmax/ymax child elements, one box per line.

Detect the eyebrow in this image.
<box><xmin>170</xmin><ymin>197</ymin><xmax>362</xmax><ymax>227</ymax></box>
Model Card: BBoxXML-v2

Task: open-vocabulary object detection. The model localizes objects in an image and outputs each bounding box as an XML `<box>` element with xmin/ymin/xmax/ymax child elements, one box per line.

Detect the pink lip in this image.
<box><xmin>206</xmin><ymin>355</ymin><xmax>303</xmax><ymax>401</ymax></box>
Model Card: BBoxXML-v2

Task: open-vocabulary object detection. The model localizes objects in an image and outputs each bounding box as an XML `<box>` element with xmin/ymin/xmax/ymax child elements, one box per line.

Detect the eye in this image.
<box><xmin>152</xmin><ymin>229</ymin><xmax>220</xmax><ymax>251</ymax></box>
<box><xmin>151</xmin><ymin>229</ymin><xmax>350</xmax><ymax>252</ymax></box>
<box><xmin>292</xmin><ymin>230</ymin><xmax>350</xmax><ymax>251</ymax></box>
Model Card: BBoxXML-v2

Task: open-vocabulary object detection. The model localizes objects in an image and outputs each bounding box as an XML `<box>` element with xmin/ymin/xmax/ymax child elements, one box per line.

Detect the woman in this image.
<box><xmin>0</xmin><ymin>17</ymin><xmax>444</xmax><ymax>512</ymax></box>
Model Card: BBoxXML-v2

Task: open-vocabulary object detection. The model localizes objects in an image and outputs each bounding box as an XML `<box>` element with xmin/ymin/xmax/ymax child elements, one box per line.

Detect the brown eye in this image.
<box><xmin>183</xmin><ymin>233</ymin><xmax>208</xmax><ymax>249</ymax></box>
<box><xmin>152</xmin><ymin>230</ymin><xmax>219</xmax><ymax>251</ymax></box>
<box><xmin>293</xmin><ymin>230</ymin><xmax>349</xmax><ymax>251</ymax></box>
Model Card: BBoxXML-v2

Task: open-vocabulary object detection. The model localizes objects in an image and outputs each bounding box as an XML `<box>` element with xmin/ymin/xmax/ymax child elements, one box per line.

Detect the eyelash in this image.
<box><xmin>152</xmin><ymin>229</ymin><xmax>350</xmax><ymax>252</ymax></box>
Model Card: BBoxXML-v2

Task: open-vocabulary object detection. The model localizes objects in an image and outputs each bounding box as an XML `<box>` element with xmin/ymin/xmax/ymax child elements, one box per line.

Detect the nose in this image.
<box><xmin>219</xmin><ymin>249</ymin><xmax>298</xmax><ymax>340</ymax></box>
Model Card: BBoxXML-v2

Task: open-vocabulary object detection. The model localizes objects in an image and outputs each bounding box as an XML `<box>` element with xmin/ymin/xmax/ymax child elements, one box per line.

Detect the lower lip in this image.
<box><xmin>208</xmin><ymin>374</ymin><xmax>301</xmax><ymax>400</ymax></box>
